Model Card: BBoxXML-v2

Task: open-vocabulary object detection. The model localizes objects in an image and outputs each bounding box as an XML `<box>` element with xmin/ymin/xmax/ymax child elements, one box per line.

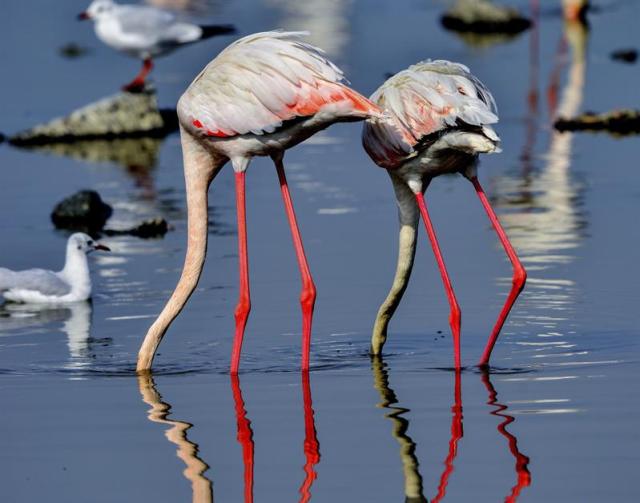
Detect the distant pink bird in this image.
<box><xmin>137</xmin><ymin>31</ymin><xmax>382</xmax><ymax>373</ymax></box>
<box><xmin>363</xmin><ymin>61</ymin><xmax>526</xmax><ymax>368</ymax></box>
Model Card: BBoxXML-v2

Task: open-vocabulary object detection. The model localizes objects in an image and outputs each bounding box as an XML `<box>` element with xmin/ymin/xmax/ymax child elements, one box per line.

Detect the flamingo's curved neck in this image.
<box><xmin>137</xmin><ymin>128</ymin><xmax>224</xmax><ymax>371</ymax></box>
<box><xmin>371</xmin><ymin>173</ymin><xmax>419</xmax><ymax>354</ymax></box>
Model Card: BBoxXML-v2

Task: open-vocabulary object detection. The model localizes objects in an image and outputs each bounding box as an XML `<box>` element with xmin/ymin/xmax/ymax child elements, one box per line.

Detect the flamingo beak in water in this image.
<box><xmin>77</xmin><ymin>12</ymin><xmax>90</xmax><ymax>20</ymax></box>
<box><xmin>93</xmin><ymin>243</ymin><xmax>111</xmax><ymax>252</ymax></box>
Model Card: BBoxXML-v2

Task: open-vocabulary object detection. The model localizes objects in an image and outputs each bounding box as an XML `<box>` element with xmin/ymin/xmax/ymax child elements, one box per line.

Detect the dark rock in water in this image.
<box><xmin>104</xmin><ymin>218</ymin><xmax>170</xmax><ymax>239</ymax></box>
<box><xmin>554</xmin><ymin>110</ymin><xmax>640</xmax><ymax>136</ymax></box>
<box><xmin>442</xmin><ymin>0</ymin><xmax>531</xmax><ymax>34</ymax></box>
<box><xmin>59</xmin><ymin>43</ymin><xmax>90</xmax><ymax>59</ymax></box>
<box><xmin>611</xmin><ymin>49</ymin><xmax>638</xmax><ymax>64</ymax></box>
<box><xmin>51</xmin><ymin>190</ymin><xmax>113</xmax><ymax>232</ymax></box>
<box><xmin>9</xmin><ymin>86</ymin><xmax>178</xmax><ymax>145</ymax></box>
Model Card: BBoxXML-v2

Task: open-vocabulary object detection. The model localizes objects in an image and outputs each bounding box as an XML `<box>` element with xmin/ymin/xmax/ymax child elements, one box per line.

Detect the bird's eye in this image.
<box><xmin>88</xmin><ymin>241</ymin><xmax>94</xmax><ymax>246</ymax></box>
<box><xmin>77</xmin><ymin>245</ymin><xmax>82</xmax><ymax>250</ymax></box>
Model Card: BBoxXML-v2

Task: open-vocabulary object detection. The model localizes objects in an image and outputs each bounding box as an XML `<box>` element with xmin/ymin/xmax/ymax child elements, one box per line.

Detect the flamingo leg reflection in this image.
<box><xmin>432</xmin><ymin>370</ymin><xmax>463</xmax><ymax>503</ymax></box>
<box><xmin>299</xmin><ymin>371</ymin><xmax>321</xmax><ymax>503</ymax></box>
<box><xmin>231</xmin><ymin>374</ymin><xmax>255</xmax><ymax>503</ymax></box>
<box><xmin>481</xmin><ymin>372</ymin><xmax>532</xmax><ymax>502</ymax></box>
<box><xmin>137</xmin><ymin>374</ymin><xmax>213</xmax><ymax>503</ymax></box>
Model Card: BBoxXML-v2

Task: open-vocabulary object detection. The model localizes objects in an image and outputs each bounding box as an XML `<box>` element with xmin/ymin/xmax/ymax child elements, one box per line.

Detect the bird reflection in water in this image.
<box><xmin>230</xmin><ymin>372</ymin><xmax>320</xmax><ymax>502</ymax></box>
<box><xmin>267</xmin><ymin>0</ymin><xmax>352</xmax><ymax>57</ymax></box>
<box><xmin>137</xmin><ymin>374</ymin><xmax>213</xmax><ymax>503</ymax></box>
<box><xmin>0</xmin><ymin>301</ymin><xmax>93</xmax><ymax>367</ymax></box>
<box><xmin>371</xmin><ymin>357</ymin><xmax>463</xmax><ymax>502</ymax></box>
<box><xmin>492</xmin><ymin>15</ymin><xmax>589</xmax><ymax>338</ymax></box>
<box><xmin>480</xmin><ymin>371</ymin><xmax>532</xmax><ymax>502</ymax></box>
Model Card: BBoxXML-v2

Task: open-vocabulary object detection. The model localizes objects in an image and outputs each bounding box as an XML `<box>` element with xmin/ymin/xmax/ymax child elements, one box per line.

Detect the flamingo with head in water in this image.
<box><xmin>363</xmin><ymin>60</ymin><xmax>527</xmax><ymax>368</ymax></box>
<box><xmin>136</xmin><ymin>31</ymin><xmax>382</xmax><ymax>373</ymax></box>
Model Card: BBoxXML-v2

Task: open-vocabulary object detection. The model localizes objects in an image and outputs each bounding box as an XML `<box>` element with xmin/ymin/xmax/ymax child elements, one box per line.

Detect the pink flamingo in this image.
<box><xmin>136</xmin><ymin>31</ymin><xmax>381</xmax><ymax>373</ymax></box>
<box><xmin>363</xmin><ymin>61</ymin><xmax>527</xmax><ymax>368</ymax></box>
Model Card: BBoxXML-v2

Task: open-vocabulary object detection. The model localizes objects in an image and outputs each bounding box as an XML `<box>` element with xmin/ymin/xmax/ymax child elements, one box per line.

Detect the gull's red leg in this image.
<box><xmin>231</xmin><ymin>171</ymin><xmax>251</xmax><ymax>374</ymax></box>
<box><xmin>432</xmin><ymin>370</ymin><xmax>463</xmax><ymax>503</ymax></box>
<box><xmin>415</xmin><ymin>193</ymin><xmax>462</xmax><ymax>369</ymax></box>
<box><xmin>231</xmin><ymin>374</ymin><xmax>254</xmax><ymax>503</ymax></box>
<box><xmin>299</xmin><ymin>371</ymin><xmax>320</xmax><ymax>503</ymax></box>
<box><xmin>123</xmin><ymin>58</ymin><xmax>154</xmax><ymax>92</ymax></box>
<box><xmin>470</xmin><ymin>177</ymin><xmax>527</xmax><ymax>367</ymax></box>
<box><xmin>275</xmin><ymin>158</ymin><xmax>316</xmax><ymax>371</ymax></box>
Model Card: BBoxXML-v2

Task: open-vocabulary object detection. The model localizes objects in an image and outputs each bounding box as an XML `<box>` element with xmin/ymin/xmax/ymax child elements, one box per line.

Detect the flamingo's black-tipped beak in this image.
<box><xmin>77</xmin><ymin>12</ymin><xmax>90</xmax><ymax>20</ymax></box>
<box><xmin>93</xmin><ymin>243</ymin><xmax>110</xmax><ymax>252</ymax></box>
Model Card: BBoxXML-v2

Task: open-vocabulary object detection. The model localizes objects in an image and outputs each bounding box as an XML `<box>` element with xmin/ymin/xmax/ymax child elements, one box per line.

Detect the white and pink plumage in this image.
<box><xmin>363</xmin><ymin>61</ymin><xmax>526</xmax><ymax>369</ymax></box>
<box><xmin>137</xmin><ymin>31</ymin><xmax>381</xmax><ymax>373</ymax></box>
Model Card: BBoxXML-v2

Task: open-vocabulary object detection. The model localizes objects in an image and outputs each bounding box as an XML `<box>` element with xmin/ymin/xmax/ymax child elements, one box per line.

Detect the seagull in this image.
<box><xmin>78</xmin><ymin>0</ymin><xmax>236</xmax><ymax>92</ymax></box>
<box><xmin>0</xmin><ymin>233</ymin><xmax>110</xmax><ymax>304</ymax></box>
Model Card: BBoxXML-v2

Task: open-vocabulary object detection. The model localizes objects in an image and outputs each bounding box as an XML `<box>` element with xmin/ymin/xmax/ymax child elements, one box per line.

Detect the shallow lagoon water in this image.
<box><xmin>1</xmin><ymin>0</ymin><xmax>639</xmax><ymax>501</ymax></box>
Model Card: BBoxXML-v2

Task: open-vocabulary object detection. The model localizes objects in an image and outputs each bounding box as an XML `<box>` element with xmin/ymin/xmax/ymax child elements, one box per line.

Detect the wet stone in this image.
<box><xmin>9</xmin><ymin>86</ymin><xmax>177</xmax><ymax>144</ymax></box>
<box><xmin>441</xmin><ymin>0</ymin><xmax>531</xmax><ymax>34</ymax></box>
<box><xmin>611</xmin><ymin>48</ymin><xmax>638</xmax><ymax>64</ymax></box>
<box><xmin>51</xmin><ymin>190</ymin><xmax>113</xmax><ymax>233</ymax></box>
<box><xmin>554</xmin><ymin>109</ymin><xmax>640</xmax><ymax>136</ymax></box>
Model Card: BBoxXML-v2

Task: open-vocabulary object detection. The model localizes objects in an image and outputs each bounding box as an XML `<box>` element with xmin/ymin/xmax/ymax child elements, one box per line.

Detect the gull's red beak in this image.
<box><xmin>77</xmin><ymin>12</ymin><xmax>90</xmax><ymax>20</ymax></box>
<box><xmin>93</xmin><ymin>243</ymin><xmax>111</xmax><ymax>252</ymax></box>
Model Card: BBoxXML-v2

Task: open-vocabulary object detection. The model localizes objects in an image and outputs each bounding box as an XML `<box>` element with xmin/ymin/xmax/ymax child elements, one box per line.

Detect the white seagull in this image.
<box><xmin>78</xmin><ymin>0</ymin><xmax>236</xmax><ymax>92</ymax></box>
<box><xmin>0</xmin><ymin>233</ymin><xmax>110</xmax><ymax>304</ymax></box>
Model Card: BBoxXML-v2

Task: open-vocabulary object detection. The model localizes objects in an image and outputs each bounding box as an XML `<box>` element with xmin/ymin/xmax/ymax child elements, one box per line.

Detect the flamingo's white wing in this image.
<box><xmin>179</xmin><ymin>31</ymin><xmax>378</xmax><ymax>137</ymax></box>
<box><xmin>363</xmin><ymin>60</ymin><xmax>499</xmax><ymax>168</ymax></box>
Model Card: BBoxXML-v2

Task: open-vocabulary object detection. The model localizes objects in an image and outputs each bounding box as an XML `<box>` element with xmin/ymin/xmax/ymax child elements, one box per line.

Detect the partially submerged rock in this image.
<box><xmin>51</xmin><ymin>190</ymin><xmax>113</xmax><ymax>233</ymax></box>
<box><xmin>9</xmin><ymin>86</ymin><xmax>178</xmax><ymax>145</ymax></box>
<box><xmin>103</xmin><ymin>218</ymin><xmax>170</xmax><ymax>238</ymax></box>
<box><xmin>554</xmin><ymin>109</ymin><xmax>640</xmax><ymax>135</ymax></box>
<box><xmin>441</xmin><ymin>0</ymin><xmax>531</xmax><ymax>34</ymax></box>
<box><xmin>611</xmin><ymin>49</ymin><xmax>638</xmax><ymax>64</ymax></box>
<box><xmin>52</xmin><ymin>190</ymin><xmax>170</xmax><ymax>238</ymax></box>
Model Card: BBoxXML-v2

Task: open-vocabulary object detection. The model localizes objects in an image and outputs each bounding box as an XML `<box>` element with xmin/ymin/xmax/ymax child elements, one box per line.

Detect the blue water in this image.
<box><xmin>1</xmin><ymin>0</ymin><xmax>639</xmax><ymax>501</ymax></box>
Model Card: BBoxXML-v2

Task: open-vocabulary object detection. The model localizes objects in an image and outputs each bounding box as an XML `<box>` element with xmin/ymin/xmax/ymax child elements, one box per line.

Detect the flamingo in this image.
<box><xmin>136</xmin><ymin>31</ymin><xmax>382</xmax><ymax>372</ymax></box>
<box><xmin>362</xmin><ymin>61</ymin><xmax>527</xmax><ymax>368</ymax></box>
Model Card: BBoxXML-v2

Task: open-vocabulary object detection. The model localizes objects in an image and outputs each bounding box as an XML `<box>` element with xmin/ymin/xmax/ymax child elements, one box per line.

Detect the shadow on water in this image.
<box><xmin>138</xmin><ymin>373</ymin><xmax>214</xmax><ymax>502</ymax></box>
<box><xmin>492</xmin><ymin>17</ymin><xmax>590</xmax><ymax>351</ymax></box>
<box><xmin>230</xmin><ymin>372</ymin><xmax>320</xmax><ymax>503</ymax></box>
<box><xmin>372</xmin><ymin>358</ymin><xmax>533</xmax><ymax>502</ymax></box>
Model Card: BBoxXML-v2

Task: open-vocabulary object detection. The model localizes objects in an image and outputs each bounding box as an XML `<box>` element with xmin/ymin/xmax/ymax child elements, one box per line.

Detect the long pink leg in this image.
<box><xmin>231</xmin><ymin>171</ymin><xmax>251</xmax><ymax>374</ymax></box>
<box><xmin>275</xmin><ymin>159</ymin><xmax>316</xmax><ymax>371</ymax></box>
<box><xmin>470</xmin><ymin>177</ymin><xmax>527</xmax><ymax>367</ymax></box>
<box><xmin>123</xmin><ymin>58</ymin><xmax>154</xmax><ymax>92</ymax></box>
<box><xmin>414</xmin><ymin>193</ymin><xmax>462</xmax><ymax>369</ymax></box>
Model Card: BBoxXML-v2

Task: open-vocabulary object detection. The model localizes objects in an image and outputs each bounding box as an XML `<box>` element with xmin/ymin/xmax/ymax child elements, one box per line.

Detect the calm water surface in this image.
<box><xmin>1</xmin><ymin>0</ymin><xmax>639</xmax><ymax>501</ymax></box>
